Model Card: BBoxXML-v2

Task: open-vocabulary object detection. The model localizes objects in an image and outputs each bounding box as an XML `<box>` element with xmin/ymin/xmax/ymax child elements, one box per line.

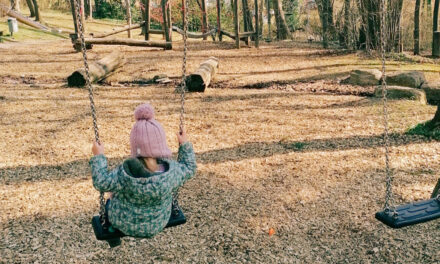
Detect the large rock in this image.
<box><xmin>385</xmin><ymin>71</ymin><xmax>426</xmax><ymax>88</ymax></box>
<box><xmin>375</xmin><ymin>86</ymin><xmax>427</xmax><ymax>104</ymax></box>
<box><xmin>421</xmin><ymin>83</ymin><xmax>440</xmax><ymax>105</ymax></box>
<box><xmin>342</xmin><ymin>69</ymin><xmax>382</xmax><ymax>86</ymax></box>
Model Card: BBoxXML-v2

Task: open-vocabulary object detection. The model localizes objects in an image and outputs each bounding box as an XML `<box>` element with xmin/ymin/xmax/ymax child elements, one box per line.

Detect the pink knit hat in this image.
<box><xmin>130</xmin><ymin>103</ymin><xmax>172</xmax><ymax>158</ymax></box>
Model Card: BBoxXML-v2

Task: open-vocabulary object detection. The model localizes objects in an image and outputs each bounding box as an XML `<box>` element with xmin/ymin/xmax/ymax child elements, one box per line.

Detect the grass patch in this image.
<box><xmin>407</xmin><ymin>121</ymin><xmax>440</xmax><ymax>140</ymax></box>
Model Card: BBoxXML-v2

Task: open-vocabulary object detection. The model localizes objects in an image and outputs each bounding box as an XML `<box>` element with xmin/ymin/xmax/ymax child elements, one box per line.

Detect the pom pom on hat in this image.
<box><xmin>134</xmin><ymin>103</ymin><xmax>155</xmax><ymax>121</ymax></box>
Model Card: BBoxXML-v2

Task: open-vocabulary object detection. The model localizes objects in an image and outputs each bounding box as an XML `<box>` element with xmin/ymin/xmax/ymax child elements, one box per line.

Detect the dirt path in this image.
<box><xmin>1</xmin><ymin>40</ymin><xmax>439</xmax><ymax>263</ymax></box>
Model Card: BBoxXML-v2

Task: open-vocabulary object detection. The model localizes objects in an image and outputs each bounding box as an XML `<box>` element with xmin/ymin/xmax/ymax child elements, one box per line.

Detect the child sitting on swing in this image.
<box><xmin>89</xmin><ymin>103</ymin><xmax>197</xmax><ymax>238</ymax></box>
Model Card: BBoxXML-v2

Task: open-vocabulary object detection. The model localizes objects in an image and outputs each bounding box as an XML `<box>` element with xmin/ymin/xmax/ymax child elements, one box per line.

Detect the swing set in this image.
<box><xmin>373</xmin><ymin>0</ymin><xmax>440</xmax><ymax>228</ymax></box>
<box><xmin>73</xmin><ymin>0</ymin><xmax>440</xmax><ymax>249</ymax></box>
<box><xmin>73</xmin><ymin>0</ymin><xmax>190</xmax><ymax>247</ymax></box>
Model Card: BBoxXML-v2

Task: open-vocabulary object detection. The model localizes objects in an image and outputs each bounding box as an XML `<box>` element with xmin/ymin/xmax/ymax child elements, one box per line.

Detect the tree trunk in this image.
<box><xmin>32</xmin><ymin>0</ymin><xmax>40</xmax><ymax>21</ymax></box>
<box><xmin>25</xmin><ymin>0</ymin><xmax>35</xmax><ymax>17</ymax></box>
<box><xmin>217</xmin><ymin>0</ymin><xmax>222</xmax><ymax>41</ymax></box>
<box><xmin>161</xmin><ymin>0</ymin><xmax>171</xmax><ymax>42</ymax></box>
<box><xmin>316</xmin><ymin>0</ymin><xmax>334</xmax><ymax>48</ymax></box>
<box><xmin>144</xmin><ymin>0</ymin><xmax>150</xmax><ymax>40</ymax></box>
<box><xmin>342</xmin><ymin>0</ymin><xmax>350</xmax><ymax>48</ymax></box>
<box><xmin>80</xmin><ymin>0</ymin><xmax>86</xmax><ymax>33</ymax></box>
<box><xmin>272</xmin><ymin>0</ymin><xmax>290</xmax><ymax>40</ymax></box>
<box><xmin>267</xmin><ymin>0</ymin><xmax>271</xmax><ymax>40</ymax></box>
<box><xmin>68</xmin><ymin>51</ymin><xmax>126</xmax><ymax>87</ymax></box>
<box><xmin>125</xmin><ymin>0</ymin><xmax>132</xmax><ymax>38</ymax></box>
<box><xmin>70</xmin><ymin>0</ymin><xmax>79</xmax><ymax>35</ymax></box>
<box><xmin>89</xmin><ymin>0</ymin><xmax>92</xmax><ymax>19</ymax></box>
<box><xmin>201</xmin><ymin>0</ymin><xmax>208</xmax><ymax>40</ymax></box>
<box><xmin>186</xmin><ymin>57</ymin><xmax>219</xmax><ymax>92</ymax></box>
<box><xmin>254</xmin><ymin>0</ymin><xmax>259</xmax><ymax>47</ymax></box>
<box><xmin>234</xmin><ymin>0</ymin><xmax>240</xmax><ymax>48</ymax></box>
<box><xmin>433</xmin><ymin>31</ymin><xmax>440</xmax><ymax>57</ymax></box>
<box><xmin>415</xmin><ymin>0</ymin><xmax>421</xmax><ymax>55</ymax></box>
<box><xmin>433</xmin><ymin>0</ymin><xmax>440</xmax><ymax>56</ymax></box>
<box><xmin>386</xmin><ymin>0</ymin><xmax>403</xmax><ymax>52</ymax></box>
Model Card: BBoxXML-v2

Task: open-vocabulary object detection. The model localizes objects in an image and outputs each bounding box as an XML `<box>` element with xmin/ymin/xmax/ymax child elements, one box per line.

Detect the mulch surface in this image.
<box><xmin>1</xmin><ymin>40</ymin><xmax>439</xmax><ymax>263</ymax></box>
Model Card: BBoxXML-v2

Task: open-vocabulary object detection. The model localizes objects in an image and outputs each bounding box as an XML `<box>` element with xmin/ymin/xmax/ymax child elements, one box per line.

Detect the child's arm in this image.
<box><xmin>89</xmin><ymin>141</ymin><xmax>124</xmax><ymax>193</ymax></box>
<box><xmin>172</xmin><ymin>130</ymin><xmax>197</xmax><ymax>189</ymax></box>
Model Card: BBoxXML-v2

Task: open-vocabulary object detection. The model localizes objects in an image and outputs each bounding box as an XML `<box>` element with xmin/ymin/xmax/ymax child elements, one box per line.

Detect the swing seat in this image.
<box><xmin>375</xmin><ymin>198</ymin><xmax>440</xmax><ymax>228</ymax></box>
<box><xmin>92</xmin><ymin>205</ymin><xmax>187</xmax><ymax>247</ymax></box>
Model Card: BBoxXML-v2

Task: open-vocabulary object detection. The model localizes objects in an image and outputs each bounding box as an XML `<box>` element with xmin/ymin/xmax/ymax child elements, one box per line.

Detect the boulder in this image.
<box><xmin>385</xmin><ymin>71</ymin><xmax>426</xmax><ymax>88</ymax></box>
<box><xmin>421</xmin><ymin>83</ymin><xmax>440</xmax><ymax>105</ymax></box>
<box><xmin>342</xmin><ymin>69</ymin><xmax>382</xmax><ymax>86</ymax></box>
<box><xmin>375</xmin><ymin>86</ymin><xmax>427</xmax><ymax>104</ymax></box>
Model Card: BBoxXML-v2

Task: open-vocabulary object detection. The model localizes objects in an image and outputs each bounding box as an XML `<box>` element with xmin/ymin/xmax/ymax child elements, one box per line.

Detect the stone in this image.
<box><xmin>421</xmin><ymin>83</ymin><xmax>440</xmax><ymax>105</ymax></box>
<box><xmin>386</xmin><ymin>71</ymin><xmax>426</xmax><ymax>88</ymax></box>
<box><xmin>375</xmin><ymin>86</ymin><xmax>427</xmax><ymax>104</ymax></box>
<box><xmin>342</xmin><ymin>69</ymin><xmax>382</xmax><ymax>86</ymax></box>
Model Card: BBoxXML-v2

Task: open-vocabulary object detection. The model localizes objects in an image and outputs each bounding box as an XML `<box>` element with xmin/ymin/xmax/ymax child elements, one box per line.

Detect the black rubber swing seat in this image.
<box><xmin>375</xmin><ymin>197</ymin><xmax>440</xmax><ymax>228</ymax></box>
<box><xmin>92</xmin><ymin>205</ymin><xmax>186</xmax><ymax>246</ymax></box>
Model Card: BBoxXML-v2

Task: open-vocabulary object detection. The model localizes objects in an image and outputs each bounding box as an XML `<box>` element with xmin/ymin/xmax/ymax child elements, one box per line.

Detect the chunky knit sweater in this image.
<box><xmin>89</xmin><ymin>142</ymin><xmax>196</xmax><ymax>237</ymax></box>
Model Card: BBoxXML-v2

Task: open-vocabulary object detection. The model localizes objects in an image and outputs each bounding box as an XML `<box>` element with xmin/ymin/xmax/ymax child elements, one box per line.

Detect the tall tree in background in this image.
<box><xmin>414</xmin><ymin>0</ymin><xmax>421</xmax><ymax>54</ymax></box>
<box><xmin>316</xmin><ymin>0</ymin><xmax>334</xmax><ymax>48</ymax></box>
<box><xmin>32</xmin><ymin>0</ymin><xmax>41</xmax><ymax>21</ymax></box>
<box><xmin>386</xmin><ymin>0</ymin><xmax>403</xmax><ymax>52</ymax></box>
<box><xmin>25</xmin><ymin>0</ymin><xmax>36</xmax><ymax>17</ymax></box>
<box><xmin>359</xmin><ymin>0</ymin><xmax>380</xmax><ymax>51</ymax></box>
<box><xmin>433</xmin><ymin>0</ymin><xmax>440</xmax><ymax>56</ymax></box>
<box><xmin>272</xmin><ymin>0</ymin><xmax>290</xmax><ymax>40</ymax></box>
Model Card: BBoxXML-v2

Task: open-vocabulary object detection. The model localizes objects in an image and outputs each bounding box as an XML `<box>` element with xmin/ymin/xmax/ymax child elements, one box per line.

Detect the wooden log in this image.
<box><xmin>75</xmin><ymin>38</ymin><xmax>172</xmax><ymax>50</ymax></box>
<box><xmin>149</xmin><ymin>29</ymin><xmax>165</xmax><ymax>34</ymax></box>
<box><xmin>239</xmin><ymin>31</ymin><xmax>256</xmax><ymax>38</ymax></box>
<box><xmin>220</xmin><ymin>30</ymin><xmax>249</xmax><ymax>41</ymax></box>
<box><xmin>186</xmin><ymin>57</ymin><xmax>219</xmax><ymax>92</ymax></box>
<box><xmin>91</xmin><ymin>22</ymin><xmax>145</xmax><ymax>38</ymax></box>
<box><xmin>67</xmin><ymin>51</ymin><xmax>126</xmax><ymax>87</ymax></box>
<box><xmin>0</xmin><ymin>3</ymin><xmax>48</xmax><ymax>30</ymax></box>
<box><xmin>172</xmin><ymin>26</ymin><xmax>217</xmax><ymax>38</ymax></box>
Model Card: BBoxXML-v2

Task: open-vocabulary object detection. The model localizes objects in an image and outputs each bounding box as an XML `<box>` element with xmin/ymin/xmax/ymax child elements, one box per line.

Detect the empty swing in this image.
<box><xmin>374</xmin><ymin>0</ymin><xmax>440</xmax><ymax>229</ymax></box>
<box><xmin>73</xmin><ymin>0</ymin><xmax>191</xmax><ymax>246</ymax></box>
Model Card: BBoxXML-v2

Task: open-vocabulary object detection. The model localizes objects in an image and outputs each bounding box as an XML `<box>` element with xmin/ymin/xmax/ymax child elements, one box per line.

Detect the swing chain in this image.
<box><xmin>73</xmin><ymin>0</ymin><xmax>106</xmax><ymax>219</ymax></box>
<box><xmin>380</xmin><ymin>0</ymin><xmax>396</xmax><ymax>215</ymax></box>
<box><xmin>179</xmin><ymin>0</ymin><xmax>189</xmax><ymax>133</ymax></box>
<box><xmin>173</xmin><ymin>0</ymin><xmax>189</xmax><ymax>211</ymax></box>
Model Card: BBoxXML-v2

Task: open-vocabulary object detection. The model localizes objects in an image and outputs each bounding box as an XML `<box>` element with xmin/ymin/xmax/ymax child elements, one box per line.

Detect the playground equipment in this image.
<box><xmin>73</xmin><ymin>0</ymin><xmax>190</xmax><ymax>247</ymax></box>
<box><xmin>374</xmin><ymin>0</ymin><xmax>440</xmax><ymax>229</ymax></box>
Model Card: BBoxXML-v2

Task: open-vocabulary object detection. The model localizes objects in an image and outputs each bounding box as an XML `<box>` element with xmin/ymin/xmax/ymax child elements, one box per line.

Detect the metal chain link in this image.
<box><xmin>380</xmin><ymin>0</ymin><xmax>396</xmax><ymax>215</ymax></box>
<box><xmin>173</xmin><ymin>0</ymin><xmax>189</xmax><ymax>211</ymax></box>
<box><xmin>73</xmin><ymin>0</ymin><xmax>106</xmax><ymax>220</ymax></box>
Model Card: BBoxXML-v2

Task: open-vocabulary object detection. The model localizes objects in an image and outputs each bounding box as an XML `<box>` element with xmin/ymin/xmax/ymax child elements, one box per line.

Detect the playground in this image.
<box><xmin>1</xmin><ymin>1</ymin><xmax>440</xmax><ymax>262</ymax></box>
<box><xmin>1</xmin><ymin>36</ymin><xmax>440</xmax><ymax>262</ymax></box>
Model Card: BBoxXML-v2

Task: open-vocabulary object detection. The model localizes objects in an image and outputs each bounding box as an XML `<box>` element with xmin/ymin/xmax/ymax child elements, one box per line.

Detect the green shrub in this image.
<box><xmin>407</xmin><ymin>121</ymin><xmax>440</xmax><ymax>140</ymax></box>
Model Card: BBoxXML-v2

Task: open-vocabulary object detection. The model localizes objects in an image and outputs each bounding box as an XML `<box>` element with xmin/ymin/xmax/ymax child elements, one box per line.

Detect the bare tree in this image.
<box><xmin>32</xmin><ymin>0</ymin><xmax>41</xmax><ymax>21</ymax></box>
<box><xmin>433</xmin><ymin>0</ymin><xmax>439</xmax><ymax>56</ymax></box>
<box><xmin>272</xmin><ymin>0</ymin><xmax>290</xmax><ymax>40</ymax></box>
<box><xmin>414</xmin><ymin>0</ymin><xmax>421</xmax><ymax>55</ymax></box>
<box><xmin>25</xmin><ymin>0</ymin><xmax>36</xmax><ymax>17</ymax></box>
<box><xmin>316</xmin><ymin>0</ymin><xmax>334</xmax><ymax>48</ymax></box>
